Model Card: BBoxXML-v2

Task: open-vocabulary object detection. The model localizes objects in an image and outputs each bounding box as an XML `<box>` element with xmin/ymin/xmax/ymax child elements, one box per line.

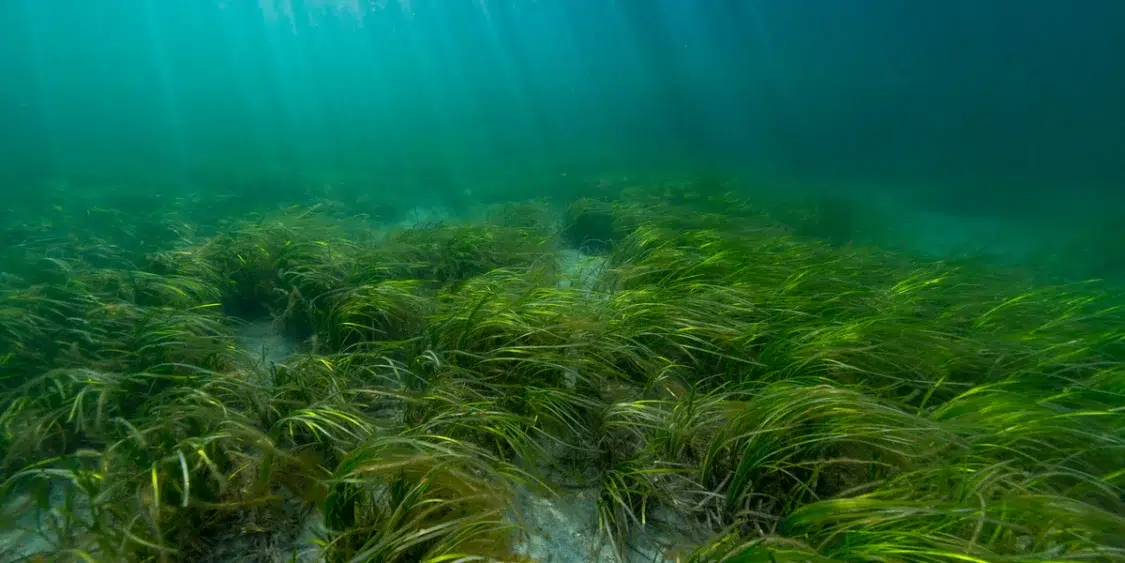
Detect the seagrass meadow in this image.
<box><xmin>1</xmin><ymin>183</ymin><xmax>1123</xmax><ymax>563</ymax></box>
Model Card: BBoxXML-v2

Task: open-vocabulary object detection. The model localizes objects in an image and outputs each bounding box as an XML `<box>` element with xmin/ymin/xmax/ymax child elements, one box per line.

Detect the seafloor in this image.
<box><xmin>0</xmin><ymin>180</ymin><xmax>1122</xmax><ymax>562</ymax></box>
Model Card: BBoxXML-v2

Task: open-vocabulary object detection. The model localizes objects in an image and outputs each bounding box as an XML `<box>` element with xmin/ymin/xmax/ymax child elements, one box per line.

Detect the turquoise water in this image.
<box><xmin>1</xmin><ymin>0</ymin><xmax>1124</xmax><ymax>271</ymax></box>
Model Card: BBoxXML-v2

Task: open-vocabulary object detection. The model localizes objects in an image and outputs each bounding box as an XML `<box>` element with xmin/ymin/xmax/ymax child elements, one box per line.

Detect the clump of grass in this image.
<box><xmin>318</xmin><ymin>280</ymin><xmax>432</xmax><ymax>351</ymax></box>
<box><xmin>155</xmin><ymin>206</ymin><xmax>355</xmax><ymax>320</ymax></box>
<box><xmin>321</xmin><ymin>435</ymin><xmax>520</xmax><ymax>562</ymax></box>
<box><xmin>378</xmin><ymin>222</ymin><xmax>553</xmax><ymax>285</ymax></box>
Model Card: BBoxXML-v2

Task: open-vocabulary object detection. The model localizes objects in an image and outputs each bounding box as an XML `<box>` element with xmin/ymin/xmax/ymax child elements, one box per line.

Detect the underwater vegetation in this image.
<box><xmin>1</xmin><ymin>185</ymin><xmax>1123</xmax><ymax>562</ymax></box>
